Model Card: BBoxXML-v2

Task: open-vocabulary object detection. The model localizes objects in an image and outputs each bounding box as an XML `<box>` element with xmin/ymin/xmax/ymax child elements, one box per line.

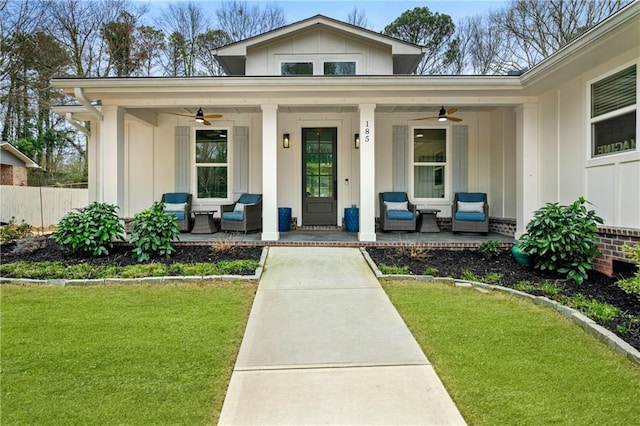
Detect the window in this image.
<box><xmin>323</xmin><ymin>61</ymin><xmax>356</xmax><ymax>75</ymax></box>
<box><xmin>413</xmin><ymin>128</ymin><xmax>447</xmax><ymax>199</ymax></box>
<box><xmin>195</xmin><ymin>129</ymin><xmax>228</xmax><ymax>199</ymax></box>
<box><xmin>590</xmin><ymin>65</ymin><xmax>637</xmax><ymax>158</ymax></box>
<box><xmin>281</xmin><ymin>62</ymin><xmax>313</xmax><ymax>75</ymax></box>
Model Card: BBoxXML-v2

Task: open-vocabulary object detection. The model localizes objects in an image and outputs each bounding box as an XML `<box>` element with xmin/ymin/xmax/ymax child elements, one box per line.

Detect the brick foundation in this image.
<box><xmin>594</xmin><ymin>226</ymin><xmax>640</xmax><ymax>277</ymax></box>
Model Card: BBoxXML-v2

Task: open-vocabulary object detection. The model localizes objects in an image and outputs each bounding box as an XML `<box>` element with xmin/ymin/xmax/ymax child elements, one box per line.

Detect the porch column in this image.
<box><xmin>87</xmin><ymin>121</ymin><xmax>100</xmax><ymax>203</ymax></box>
<box><xmin>358</xmin><ymin>103</ymin><xmax>377</xmax><ymax>242</ymax></box>
<box><xmin>100</xmin><ymin>106</ymin><xmax>125</xmax><ymax>213</ymax></box>
<box><xmin>515</xmin><ymin>102</ymin><xmax>540</xmax><ymax>239</ymax></box>
<box><xmin>261</xmin><ymin>104</ymin><xmax>279</xmax><ymax>241</ymax></box>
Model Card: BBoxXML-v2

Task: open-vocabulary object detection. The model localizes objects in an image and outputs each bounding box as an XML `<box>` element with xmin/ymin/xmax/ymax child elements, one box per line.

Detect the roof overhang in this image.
<box><xmin>214</xmin><ymin>14</ymin><xmax>426</xmax><ymax>75</ymax></box>
<box><xmin>0</xmin><ymin>142</ymin><xmax>40</xmax><ymax>168</ymax></box>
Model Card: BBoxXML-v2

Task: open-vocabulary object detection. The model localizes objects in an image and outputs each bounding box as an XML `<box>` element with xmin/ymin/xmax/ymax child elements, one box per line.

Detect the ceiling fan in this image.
<box><xmin>169</xmin><ymin>108</ymin><xmax>222</xmax><ymax>125</ymax></box>
<box><xmin>416</xmin><ymin>106</ymin><xmax>462</xmax><ymax>122</ymax></box>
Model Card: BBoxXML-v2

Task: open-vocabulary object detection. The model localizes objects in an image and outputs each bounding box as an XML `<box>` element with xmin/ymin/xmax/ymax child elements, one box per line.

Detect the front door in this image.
<box><xmin>302</xmin><ymin>128</ymin><xmax>337</xmax><ymax>225</ymax></box>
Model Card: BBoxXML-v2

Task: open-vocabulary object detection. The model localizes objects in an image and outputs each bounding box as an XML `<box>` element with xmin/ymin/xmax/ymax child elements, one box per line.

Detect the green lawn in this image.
<box><xmin>383</xmin><ymin>280</ymin><xmax>640</xmax><ymax>426</ymax></box>
<box><xmin>1</xmin><ymin>282</ymin><xmax>256</xmax><ymax>425</ymax></box>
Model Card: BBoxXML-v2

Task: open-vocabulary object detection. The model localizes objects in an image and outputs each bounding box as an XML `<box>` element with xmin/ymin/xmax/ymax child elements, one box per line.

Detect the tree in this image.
<box><xmin>449</xmin><ymin>12</ymin><xmax>515</xmax><ymax>75</ymax></box>
<box><xmin>347</xmin><ymin>7</ymin><xmax>370</xmax><ymax>29</ymax></box>
<box><xmin>215</xmin><ymin>0</ymin><xmax>285</xmax><ymax>42</ymax></box>
<box><xmin>498</xmin><ymin>0</ymin><xmax>630</xmax><ymax>69</ymax></box>
<box><xmin>102</xmin><ymin>11</ymin><xmax>138</xmax><ymax>77</ymax></box>
<box><xmin>156</xmin><ymin>1</ymin><xmax>211</xmax><ymax>76</ymax></box>
<box><xmin>383</xmin><ymin>7</ymin><xmax>457</xmax><ymax>75</ymax></box>
<box><xmin>197</xmin><ymin>29</ymin><xmax>232</xmax><ymax>76</ymax></box>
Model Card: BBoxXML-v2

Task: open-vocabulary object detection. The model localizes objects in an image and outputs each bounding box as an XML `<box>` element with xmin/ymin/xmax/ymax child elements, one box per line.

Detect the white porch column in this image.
<box><xmin>100</xmin><ymin>106</ymin><xmax>125</xmax><ymax>213</ymax></box>
<box><xmin>515</xmin><ymin>103</ymin><xmax>540</xmax><ymax>239</ymax></box>
<box><xmin>87</xmin><ymin>121</ymin><xmax>100</xmax><ymax>203</ymax></box>
<box><xmin>261</xmin><ymin>104</ymin><xmax>279</xmax><ymax>241</ymax></box>
<box><xmin>358</xmin><ymin>103</ymin><xmax>377</xmax><ymax>242</ymax></box>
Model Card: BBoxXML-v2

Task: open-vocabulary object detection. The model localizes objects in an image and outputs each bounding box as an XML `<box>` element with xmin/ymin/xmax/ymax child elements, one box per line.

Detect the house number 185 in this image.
<box><xmin>364</xmin><ymin>121</ymin><xmax>371</xmax><ymax>143</ymax></box>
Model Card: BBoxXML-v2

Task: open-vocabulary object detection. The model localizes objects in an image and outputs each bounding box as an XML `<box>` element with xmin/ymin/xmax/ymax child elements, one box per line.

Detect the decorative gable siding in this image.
<box><xmin>246</xmin><ymin>27</ymin><xmax>393</xmax><ymax>75</ymax></box>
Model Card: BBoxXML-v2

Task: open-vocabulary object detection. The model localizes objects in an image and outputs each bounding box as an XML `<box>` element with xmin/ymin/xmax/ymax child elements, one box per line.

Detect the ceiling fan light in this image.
<box><xmin>438</xmin><ymin>116</ymin><xmax>447</xmax><ymax>122</ymax></box>
<box><xmin>195</xmin><ymin>108</ymin><xmax>205</xmax><ymax>123</ymax></box>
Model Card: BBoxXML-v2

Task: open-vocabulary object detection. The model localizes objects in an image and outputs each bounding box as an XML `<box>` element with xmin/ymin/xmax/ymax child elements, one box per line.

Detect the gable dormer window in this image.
<box><xmin>278</xmin><ymin>56</ymin><xmax>359</xmax><ymax>76</ymax></box>
<box><xmin>281</xmin><ymin>62</ymin><xmax>313</xmax><ymax>75</ymax></box>
<box><xmin>323</xmin><ymin>62</ymin><xmax>356</xmax><ymax>75</ymax></box>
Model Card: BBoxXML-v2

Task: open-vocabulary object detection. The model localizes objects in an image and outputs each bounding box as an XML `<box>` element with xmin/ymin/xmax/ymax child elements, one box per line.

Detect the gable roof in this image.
<box><xmin>214</xmin><ymin>14</ymin><xmax>426</xmax><ymax>75</ymax></box>
<box><xmin>0</xmin><ymin>142</ymin><xmax>39</xmax><ymax>168</ymax></box>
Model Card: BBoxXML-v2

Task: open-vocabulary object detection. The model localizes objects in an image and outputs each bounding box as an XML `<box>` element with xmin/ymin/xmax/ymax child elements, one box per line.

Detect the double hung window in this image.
<box><xmin>195</xmin><ymin>129</ymin><xmax>228</xmax><ymax>199</ymax></box>
<box><xmin>413</xmin><ymin>128</ymin><xmax>447</xmax><ymax>199</ymax></box>
<box><xmin>590</xmin><ymin>65</ymin><xmax>637</xmax><ymax>158</ymax></box>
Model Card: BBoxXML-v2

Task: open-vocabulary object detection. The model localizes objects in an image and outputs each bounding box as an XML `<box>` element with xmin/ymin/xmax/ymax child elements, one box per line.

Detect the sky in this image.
<box><xmin>143</xmin><ymin>0</ymin><xmax>509</xmax><ymax>30</ymax></box>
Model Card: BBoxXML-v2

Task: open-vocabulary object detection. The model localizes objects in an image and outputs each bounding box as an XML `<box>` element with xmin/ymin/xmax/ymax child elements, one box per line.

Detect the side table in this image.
<box><xmin>417</xmin><ymin>209</ymin><xmax>441</xmax><ymax>233</ymax></box>
<box><xmin>191</xmin><ymin>210</ymin><xmax>218</xmax><ymax>234</ymax></box>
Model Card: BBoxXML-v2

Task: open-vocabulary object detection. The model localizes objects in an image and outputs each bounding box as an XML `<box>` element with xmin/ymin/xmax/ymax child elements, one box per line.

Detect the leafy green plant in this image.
<box><xmin>53</xmin><ymin>202</ymin><xmax>125</xmax><ymax>256</ymax></box>
<box><xmin>460</xmin><ymin>271</ymin><xmax>479</xmax><ymax>281</ymax></box>
<box><xmin>129</xmin><ymin>202</ymin><xmax>179</xmax><ymax>262</ymax></box>
<box><xmin>477</xmin><ymin>240</ymin><xmax>501</xmax><ymax>259</ymax></box>
<box><xmin>617</xmin><ymin>244</ymin><xmax>640</xmax><ymax>300</ymax></box>
<box><xmin>0</xmin><ymin>218</ymin><xmax>33</xmax><ymax>244</ymax></box>
<box><xmin>483</xmin><ymin>272</ymin><xmax>503</xmax><ymax>285</ymax></box>
<box><xmin>378</xmin><ymin>264</ymin><xmax>410</xmax><ymax>275</ymax></box>
<box><xmin>518</xmin><ymin>197</ymin><xmax>603</xmax><ymax>284</ymax></box>
<box><xmin>423</xmin><ymin>266</ymin><xmax>439</xmax><ymax>276</ymax></box>
<box><xmin>540</xmin><ymin>281</ymin><xmax>561</xmax><ymax>297</ymax></box>
<box><xmin>569</xmin><ymin>294</ymin><xmax>620</xmax><ymax>323</ymax></box>
<box><xmin>512</xmin><ymin>280</ymin><xmax>538</xmax><ymax>293</ymax></box>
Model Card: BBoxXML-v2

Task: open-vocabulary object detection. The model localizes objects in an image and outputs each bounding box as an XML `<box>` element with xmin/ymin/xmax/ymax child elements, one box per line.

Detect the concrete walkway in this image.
<box><xmin>218</xmin><ymin>247</ymin><xmax>466</xmax><ymax>425</ymax></box>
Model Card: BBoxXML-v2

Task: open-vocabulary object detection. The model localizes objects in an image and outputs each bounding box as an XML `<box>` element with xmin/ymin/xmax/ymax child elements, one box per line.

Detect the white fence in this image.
<box><xmin>0</xmin><ymin>186</ymin><xmax>88</xmax><ymax>227</ymax></box>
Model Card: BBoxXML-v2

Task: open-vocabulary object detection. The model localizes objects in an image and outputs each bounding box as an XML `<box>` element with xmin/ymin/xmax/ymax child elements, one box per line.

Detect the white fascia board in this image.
<box><xmin>214</xmin><ymin>15</ymin><xmax>423</xmax><ymax>56</ymax></box>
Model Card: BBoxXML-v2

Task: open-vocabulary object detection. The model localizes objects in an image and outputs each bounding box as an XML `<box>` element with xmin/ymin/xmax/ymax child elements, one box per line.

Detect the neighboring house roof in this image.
<box><xmin>214</xmin><ymin>14</ymin><xmax>427</xmax><ymax>75</ymax></box>
<box><xmin>0</xmin><ymin>142</ymin><xmax>40</xmax><ymax>168</ymax></box>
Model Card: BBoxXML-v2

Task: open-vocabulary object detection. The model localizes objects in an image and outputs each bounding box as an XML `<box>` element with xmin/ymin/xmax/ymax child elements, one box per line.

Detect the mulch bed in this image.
<box><xmin>367</xmin><ymin>247</ymin><xmax>639</xmax><ymax>351</ymax></box>
<box><xmin>2</xmin><ymin>237</ymin><xmax>638</xmax><ymax>351</ymax></box>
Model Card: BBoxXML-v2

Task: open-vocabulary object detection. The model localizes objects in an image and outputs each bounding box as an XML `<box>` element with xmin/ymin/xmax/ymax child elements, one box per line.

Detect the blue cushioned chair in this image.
<box><xmin>452</xmin><ymin>192</ymin><xmax>489</xmax><ymax>235</ymax></box>
<box><xmin>161</xmin><ymin>192</ymin><xmax>193</xmax><ymax>232</ymax></box>
<box><xmin>220</xmin><ymin>194</ymin><xmax>262</xmax><ymax>233</ymax></box>
<box><xmin>379</xmin><ymin>192</ymin><xmax>417</xmax><ymax>232</ymax></box>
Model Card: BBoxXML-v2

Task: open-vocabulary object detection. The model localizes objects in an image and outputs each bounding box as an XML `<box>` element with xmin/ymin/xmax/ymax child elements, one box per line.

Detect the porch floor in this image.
<box><xmin>174</xmin><ymin>228</ymin><xmax>515</xmax><ymax>248</ymax></box>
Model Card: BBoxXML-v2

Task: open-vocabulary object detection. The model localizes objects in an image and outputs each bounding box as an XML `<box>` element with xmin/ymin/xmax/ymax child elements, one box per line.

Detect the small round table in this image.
<box><xmin>417</xmin><ymin>209</ymin><xmax>441</xmax><ymax>233</ymax></box>
<box><xmin>191</xmin><ymin>210</ymin><xmax>218</xmax><ymax>234</ymax></box>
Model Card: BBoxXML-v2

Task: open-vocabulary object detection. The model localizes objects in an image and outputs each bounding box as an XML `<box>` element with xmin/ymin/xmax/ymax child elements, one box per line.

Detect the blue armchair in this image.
<box><xmin>379</xmin><ymin>192</ymin><xmax>417</xmax><ymax>232</ymax></box>
<box><xmin>161</xmin><ymin>192</ymin><xmax>193</xmax><ymax>232</ymax></box>
<box><xmin>452</xmin><ymin>192</ymin><xmax>489</xmax><ymax>235</ymax></box>
<box><xmin>221</xmin><ymin>193</ymin><xmax>262</xmax><ymax>233</ymax></box>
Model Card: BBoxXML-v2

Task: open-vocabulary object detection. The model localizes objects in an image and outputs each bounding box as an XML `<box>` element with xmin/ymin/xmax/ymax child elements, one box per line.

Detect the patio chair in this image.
<box><xmin>220</xmin><ymin>193</ymin><xmax>262</xmax><ymax>233</ymax></box>
<box><xmin>378</xmin><ymin>192</ymin><xmax>417</xmax><ymax>232</ymax></box>
<box><xmin>452</xmin><ymin>192</ymin><xmax>489</xmax><ymax>235</ymax></box>
<box><xmin>161</xmin><ymin>192</ymin><xmax>193</xmax><ymax>232</ymax></box>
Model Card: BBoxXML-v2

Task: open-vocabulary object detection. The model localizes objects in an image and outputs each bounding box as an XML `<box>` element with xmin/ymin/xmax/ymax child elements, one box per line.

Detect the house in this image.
<box><xmin>0</xmin><ymin>142</ymin><xmax>39</xmax><ymax>186</ymax></box>
<box><xmin>51</xmin><ymin>5</ymin><xmax>639</xmax><ymax>275</ymax></box>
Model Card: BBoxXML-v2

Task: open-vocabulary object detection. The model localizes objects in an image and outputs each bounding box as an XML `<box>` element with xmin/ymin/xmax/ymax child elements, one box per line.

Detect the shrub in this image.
<box><xmin>395</xmin><ymin>244</ymin><xmax>430</xmax><ymax>261</ymax></box>
<box><xmin>477</xmin><ymin>240</ymin><xmax>501</xmax><ymax>259</ymax></box>
<box><xmin>53</xmin><ymin>202</ymin><xmax>124</xmax><ymax>256</ymax></box>
<box><xmin>0</xmin><ymin>218</ymin><xmax>33</xmax><ymax>244</ymax></box>
<box><xmin>617</xmin><ymin>244</ymin><xmax>640</xmax><ymax>300</ymax></box>
<box><xmin>130</xmin><ymin>202</ymin><xmax>179</xmax><ymax>262</ymax></box>
<box><xmin>518</xmin><ymin>197</ymin><xmax>603</xmax><ymax>284</ymax></box>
